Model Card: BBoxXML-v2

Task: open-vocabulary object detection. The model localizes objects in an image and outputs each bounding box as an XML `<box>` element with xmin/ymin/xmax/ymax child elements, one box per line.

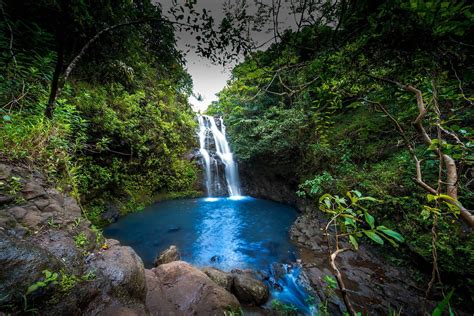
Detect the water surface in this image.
<box><xmin>104</xmin><ymin>196</ymin><xmax>298</xmax><ymax>270</ymax></box>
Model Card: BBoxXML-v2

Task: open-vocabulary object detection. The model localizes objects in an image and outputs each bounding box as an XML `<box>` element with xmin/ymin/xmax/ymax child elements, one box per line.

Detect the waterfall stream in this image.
<box><xmin>197</xmin><ymin>115</ymin><xmax>241</xmax><ymax>197</ymax></box>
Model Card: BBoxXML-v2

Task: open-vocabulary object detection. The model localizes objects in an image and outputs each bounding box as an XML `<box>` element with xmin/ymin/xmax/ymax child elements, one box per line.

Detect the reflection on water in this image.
<box><xmin>104</xmin><ymin>196</ymin><xmax>298</xmax><ymax>271</ymax></box>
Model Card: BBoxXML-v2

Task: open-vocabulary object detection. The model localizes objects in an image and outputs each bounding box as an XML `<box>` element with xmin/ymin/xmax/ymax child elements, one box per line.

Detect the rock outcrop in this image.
<box><xmin>290</xmin><ymin>213</ymin><xmax>439</xmax><ymax>315</ymax></box>
<box><xmin>153</xmin><ymin>245</ymin><xmax>180</xmax><ymax>266</ymax></box>
<box><xmin>0</xmin><ymin>164</ymin><xmax>147</xmax><ymax>315</ymax></box>
<box><xmin>146</xmin><ymin>261</ymin><xmax>240</xmax><ymax>315</ymax></box>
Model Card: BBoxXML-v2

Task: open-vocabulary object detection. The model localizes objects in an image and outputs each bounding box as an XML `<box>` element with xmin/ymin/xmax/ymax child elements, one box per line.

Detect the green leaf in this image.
<box><xmin>363</xmin><ymin>230</ymin><xmax>384</xmax><ymax>245</ymax></box>
<box><xmin>352</xmin><ymin>190</ymin><xmax>362</xmax><ymax>197</ymax></box>
<box><xmin>432</xmin><ymin>289</ymin><xmax>454</xmax><ymax>316</ymax></box>
<box><xmin>323</xmin><ymin>275</ymin><xmax>338</xmax><ymax>289</ymax></box>
<box><xmin>349</xmin><ymin>235</ymin><xmax>359</xmax><ymax>250</ymax></box>
<box><xmin>377</xmin><ymin>226</ymin><xmax>404</xmax><ymax>242</ymax></box>
<box><xmin>364</xmin><ymin>212</ymin><xmax>375</xmax><ymax>229</ymax></box>
<box><xmin>2</xmin><ymin>115</ymin><xmax>11</xmax><ymax>121</ymax></box>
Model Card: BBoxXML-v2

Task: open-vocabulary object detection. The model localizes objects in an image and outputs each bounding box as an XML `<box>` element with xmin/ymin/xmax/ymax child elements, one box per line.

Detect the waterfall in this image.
<box><xmin>197</xmin><ymin>115</ymin><xmax>241</xmax><ymax>197</ymax></box>
<box><xmin>197</xmin><ymin>116</ymin><xmax>212</xmax><ymax>196</ymax></box>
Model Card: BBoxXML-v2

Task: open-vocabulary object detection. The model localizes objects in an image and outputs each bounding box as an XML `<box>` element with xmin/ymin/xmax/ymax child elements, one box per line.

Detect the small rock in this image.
<box><xmin>202</xmin><ymin>267</ymin><xmax>233</xmax><ymax>291</ymax></box>
<box><xmin>43</xmin><ymin>202</ymin><xmax>63</xmax><ymax>214</ymax></box>
<box><xmin>9</xmin><ymin>206</ymin><xmax>27</xmax><ymax>220</ymax></box>
<box><xmin>154</xmin><ymin>245</ymin><xmax>180</xmax><ymax>266</ymax></box>
<box><xmin>0</xmin><ymin>194</ymin><xmax>14</xmax><ymax>205</ymax></box>
<box><xmin>210</xmin><ymin>255</ymin><xmax>224</xmax><ymax>263</ymax></box>
<box><xmin>0</xmin><ymin>164</ymin><xmax>12</xmax><ymax>180</ymax></box>
<box><xmin>33</xmin><ymin>198</ymin><xmax>51</xmax><ymax>210</ymax></box>
<box><xmin>167</xmin><ymin>226</ymin><xmax>180</xmax><ymax>233</ymax></box>
<box><xmin>232</xmin><ymin>271</ymin><xmax>270</xmax><ymax>306</ymax></box>
<box><xmin>0</xmin><ymin>214</ymin><xmax>17</xmax><ymax>229</ymax></box>
<box><xmin>22</xmin><ymin>182</ymin><xmax>46</xmax><ymax>200</ymax></box>
<box><xmin>22</xmin><ymin>212</ymin><xmax>44</xmax><ymax>228</ymax></box>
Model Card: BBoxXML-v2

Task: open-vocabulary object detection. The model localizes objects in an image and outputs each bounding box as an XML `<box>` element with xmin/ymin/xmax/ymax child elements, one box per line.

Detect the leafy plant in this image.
<box><xmin>271</xmin><ymin>300</ymin><xmax>298</xmax><ymax>314</ymax></box>
<box><xmin>25</xmin><ymin>270</ymin><xmax>58</xmax><ymax>296</ymax></box>
<box><xmin>318</xmin><ymin>191</ymin><xmax>404</xmax><ymax>315</ymax></box>
<box><xmin>73</xmin><ymin>232</ymin><xmax>88</xmax><ymax>249</ymax></box>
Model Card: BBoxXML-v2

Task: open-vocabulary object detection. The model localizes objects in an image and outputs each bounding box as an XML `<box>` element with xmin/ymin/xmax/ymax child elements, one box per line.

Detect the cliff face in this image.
<box><xmin>0</xmin><ymin>163</ymin><xmax>148</xmax><ymax>314</ymax></box>
<box><xmin>238</xmin><ymin>161</ymin><xmax>313</xmax><ymax>213</ymax></box>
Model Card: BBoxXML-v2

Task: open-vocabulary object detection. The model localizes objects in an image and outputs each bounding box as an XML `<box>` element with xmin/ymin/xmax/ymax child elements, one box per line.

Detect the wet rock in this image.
<box><xmin>22</xmin><ymin>181</ymin><xmax>46</xmax><ymax>200</ymax></box>
<box><xmin>210</xmin><ymin>254</ymin><xmax>224</xmax><ymax>263</ymax></box>
<box><xmin>147</xmin><ymin>261</ymin><xmax>240</xmax><ymax>315</ymax></box>
<box><xmin>90</xmin><ymin>239</ymin><xmax>146</xmax><ymax>302</ymax></box>
<box><xmin>231</xmin><ymin>270</ymin><xmax>270</xmax><ymax>306</ymax></box>
<box><xmin>34</xmin><ymin>230</ymin><xmax>83</xmax><ymax>273</ymax></box>
<box><xmin>167</xmin><ymin>226</ymin><xmax>180</xmax><ymax>233</ymax></box>
<box><xmin>0</xmin><ymin>232</ymin><xmax>62</xmax><ymax>307</ymax></box>
<box><xmin>202</xmin><ymin>266</ymin><xmax>233</xmax><ymax>291</ymax></box>
<box><xmin>154</xmin><ymin>245</ymin><xmax>180</xmax><ymax>266</ymax></box>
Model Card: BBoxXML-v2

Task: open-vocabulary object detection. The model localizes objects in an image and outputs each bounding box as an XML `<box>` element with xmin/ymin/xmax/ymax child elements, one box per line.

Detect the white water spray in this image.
<box><xmin>197</xmin><ymin>115</ymin><xmax>241</xmax><ymax>197</ymax></box>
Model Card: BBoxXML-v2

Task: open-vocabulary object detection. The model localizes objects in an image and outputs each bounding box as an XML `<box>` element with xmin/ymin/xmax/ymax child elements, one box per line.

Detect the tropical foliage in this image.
<box><xmin>0</xmin><ymin>0</ymin><xmax>201</xmax><ymax>224</ymax></box>
<box><xmin>208</xmin><ymin>0</ymin><xmax>474</xmax><ymax>310</ymax></box>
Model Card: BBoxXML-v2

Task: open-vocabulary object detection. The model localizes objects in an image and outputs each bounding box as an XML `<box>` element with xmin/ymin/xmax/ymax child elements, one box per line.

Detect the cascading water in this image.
<box><xmin>197</xmin><ymin>115</ymin><xmax>241</xmax><ymax>197</ymax></box>
<box><xmin>197</xmin><ymin>115</ymin><xmax>212</xmax><ymax>196</ymax></box>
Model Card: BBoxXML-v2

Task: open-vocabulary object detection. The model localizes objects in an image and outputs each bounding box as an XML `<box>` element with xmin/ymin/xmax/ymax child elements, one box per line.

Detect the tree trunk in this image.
<box><xmin>44</xmin><ymin>19</ymin><xmax>148</xmax><ymax>118</ymax></box>
<box><xmin>45</xmin><ymin>41</ymin><xmax>64</xmax><ymax>118</ymax></box>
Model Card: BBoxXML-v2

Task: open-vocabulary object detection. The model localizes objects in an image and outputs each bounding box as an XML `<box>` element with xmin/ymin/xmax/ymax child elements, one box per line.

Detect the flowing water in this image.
<box><xmin>197</xmin><ymin>115</ymin><xmax>241</xmax><ymax>196</ymax></box>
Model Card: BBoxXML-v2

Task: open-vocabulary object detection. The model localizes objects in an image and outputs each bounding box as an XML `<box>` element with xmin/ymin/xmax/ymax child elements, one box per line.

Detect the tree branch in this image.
<box><xmin>366</xmin><ymin>76</ymin><xmax>474</xmax><ymax>228</ymax></box>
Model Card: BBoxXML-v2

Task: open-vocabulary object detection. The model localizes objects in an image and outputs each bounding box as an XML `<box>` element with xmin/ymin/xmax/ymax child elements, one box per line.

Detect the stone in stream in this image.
<box><xmin>231</xmin><ymin>270</ymin><xmax>270</xmax><ymax>306</ymax></box>
<box><xmin>202</xmin><ymin>266</ymin><xmax>234</xmax><ymax>291</ymax></box>
<box><xmin>210</xmin><ymin>254</ymin><xmax>224</xmax><ymax>263</ymax></box>
<box><xmin>153</xmin><ymin>245</ymin><xmax>180</xmax><ymax>266</ymax></box>
<box><xmin>167</xmin><ymin>226</ymin><xmax>180</xmax><ymax>233</ymax></box>
<box><xmin>146</xmin><ymin>261</ymin><xmax>240</xmax><ymax>315</ymax></box>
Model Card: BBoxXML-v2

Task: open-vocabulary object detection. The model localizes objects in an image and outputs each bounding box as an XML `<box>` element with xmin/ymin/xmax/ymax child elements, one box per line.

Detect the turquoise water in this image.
<box><xmin>104</xmin><ymin>196</ymin><xmax>299</xmax><ymax>270</ymax></box>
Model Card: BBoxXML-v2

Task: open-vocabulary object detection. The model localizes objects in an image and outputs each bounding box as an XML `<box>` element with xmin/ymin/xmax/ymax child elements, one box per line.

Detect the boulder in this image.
<box><xmin>90</xmin><ymin>239</ymin><xmax>146</xmax><ymax>302</ymax></box>
<box><xmin>153</xmin><ymin>245</ymin><xmax>180</xmax><ymax>266</ymax></box>
<box><xmin>231</xmin><ymin>271</ymin><xmax>270</xmax><ymax>306</ymax></box>
<box><xmin>202</xmin><ymin>267</ymin><xmax>233</xmax><ymax>291</ymax></box>
<box><xmin>147</xmin><ymin>261</ymin><xmax>240</xmax><ymax>315</ymax></box>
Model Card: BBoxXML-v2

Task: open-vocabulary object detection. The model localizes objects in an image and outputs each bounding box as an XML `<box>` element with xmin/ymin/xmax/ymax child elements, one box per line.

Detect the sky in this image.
<box><xmin>159</xmin><ymin>0</ymin><xmax>300</xmax><ymax>112</ymax></box>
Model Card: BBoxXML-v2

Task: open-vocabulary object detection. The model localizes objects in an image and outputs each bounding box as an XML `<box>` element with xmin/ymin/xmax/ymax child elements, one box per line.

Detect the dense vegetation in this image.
<box><xmin>208</xmin><ymin>0</ymin><xmax>474</xmax><ymax>309</ymax></box>
<box><xmin>0</xmin><ymin>0</ymin><xmax>200</xmax><ymax>224</ymax></box>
